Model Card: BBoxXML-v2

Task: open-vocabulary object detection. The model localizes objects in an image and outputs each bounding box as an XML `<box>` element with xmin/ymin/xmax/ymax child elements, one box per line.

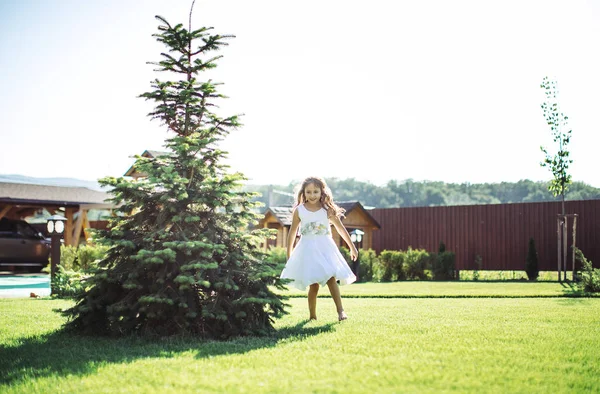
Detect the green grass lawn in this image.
<box><xmin>1</xmin><ymin>290</ymin><xmax>599</xmax><ymax>393</ymax></box>
<box><xmin>275</xmin><ymin>281</ymin><xmax>585</xmax><ymax>298</ymax></box>
<box><xmin>457</xmin><ymin>270</ymin><xmax>578</xmax><ymax>282</ymax></box>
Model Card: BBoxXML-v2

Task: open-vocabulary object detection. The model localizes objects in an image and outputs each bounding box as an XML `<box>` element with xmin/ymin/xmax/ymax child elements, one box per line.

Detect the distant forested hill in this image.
<box><xmin>3</xmin><ymin>174</ymin><xmax>598</xmax><ymax>209</ymax></box>
<box><xmin>246</xmin><ymin>178</ymin><xmax>600</xmax><ymax>209</ymax></box>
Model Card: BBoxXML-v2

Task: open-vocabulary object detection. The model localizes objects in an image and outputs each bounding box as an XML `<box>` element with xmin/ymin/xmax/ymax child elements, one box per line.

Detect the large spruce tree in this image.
<box><xmin>64</xmin><ymin>13</ymin><xmax>287</xmax><ymax>338</ymax></box>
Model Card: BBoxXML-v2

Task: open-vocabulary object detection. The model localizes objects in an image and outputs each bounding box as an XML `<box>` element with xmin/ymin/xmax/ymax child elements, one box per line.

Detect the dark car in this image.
<box><xmin>0</xmin><ymin>218</ymin><xmax>50</xmax><ymax>272</ymax></box>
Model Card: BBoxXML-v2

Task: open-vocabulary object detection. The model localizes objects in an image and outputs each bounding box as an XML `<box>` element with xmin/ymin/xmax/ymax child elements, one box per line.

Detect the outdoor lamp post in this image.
<box><xmin>349</xmin><ymin>229</ymin><xmax>364</xmax><ymax>280</ymax></box>
<box><xmin>47</xmin><ymin>215</ymin><xmax>66</xmax><ymax>293</ymax></box>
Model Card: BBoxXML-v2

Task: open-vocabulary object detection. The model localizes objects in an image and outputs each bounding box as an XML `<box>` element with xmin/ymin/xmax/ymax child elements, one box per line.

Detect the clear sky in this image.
<box><xmin>1</xmin><ymin>0</ymin><xmax>599</xmax><ymax>187</ymax></box>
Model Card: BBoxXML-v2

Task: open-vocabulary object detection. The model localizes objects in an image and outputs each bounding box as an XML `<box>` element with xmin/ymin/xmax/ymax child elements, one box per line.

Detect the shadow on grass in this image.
<box><xmin>560</xmin><ymin>280</ymin><xmax>583</xmax><ymax>297</ymax></box>
<box><xmin>0</xmin><ymin>319</ymin><xmax>334</xmax><ymax>386</ymax></box>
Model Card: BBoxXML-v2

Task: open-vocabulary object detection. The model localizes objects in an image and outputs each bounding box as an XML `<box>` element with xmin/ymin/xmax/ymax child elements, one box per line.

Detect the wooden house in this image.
<box><xmin>258</xmin><ymin>201</ymin><xmax>381</xmax><ymax>250</ymax></box>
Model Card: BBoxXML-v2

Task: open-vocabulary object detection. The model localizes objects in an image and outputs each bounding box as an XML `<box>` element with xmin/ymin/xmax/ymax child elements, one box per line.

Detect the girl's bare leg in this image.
<box><xmin>326</xmin><ymin>277</ymin><xmax>348</xmax><ymax>320</ymax></box>
<box><xmin>308</xmin><ymin>283</ymin><xmax>319</xmax><ymax>320</ymax></box>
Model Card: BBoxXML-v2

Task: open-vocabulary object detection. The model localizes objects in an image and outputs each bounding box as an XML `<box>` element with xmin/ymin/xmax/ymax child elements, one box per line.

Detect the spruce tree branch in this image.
<box><xmin>182</xmin><ymin>11</ymin><xmax>195</xmax><ymax>137</ymax></box>
<box><xmin>189</xmin><ymin>0</ymin><xmax>196</xmax><ymax>34</ymax></box>
<box><xmin>191</xmin><ymin>41</ymin><xmax>228</xmax><ymax>56</ymax></box>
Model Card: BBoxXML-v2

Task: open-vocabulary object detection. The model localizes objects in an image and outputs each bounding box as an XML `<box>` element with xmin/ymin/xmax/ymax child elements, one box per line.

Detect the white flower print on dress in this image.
<box><xmin>301</xmin><ymin>221</ymin><xmax>331</xmax><ymax>236</ymax></box>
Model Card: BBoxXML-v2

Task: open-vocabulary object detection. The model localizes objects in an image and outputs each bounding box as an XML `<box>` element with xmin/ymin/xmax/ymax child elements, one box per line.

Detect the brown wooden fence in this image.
<box><xmin>370</xmin><ymin>200</ymin><xmax>600</xmax><ymax>271</ymax></box>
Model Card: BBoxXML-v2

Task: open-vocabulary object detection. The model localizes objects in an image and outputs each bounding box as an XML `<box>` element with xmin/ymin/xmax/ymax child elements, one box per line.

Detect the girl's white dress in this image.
<box><xmin>281</xmin><ymin>204</ymin><xmax>357</xmax><ymax>291</ymax></box>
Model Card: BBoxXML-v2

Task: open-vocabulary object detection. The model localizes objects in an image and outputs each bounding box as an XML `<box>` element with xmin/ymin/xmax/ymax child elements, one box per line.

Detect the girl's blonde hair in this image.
<box><xmin>294</xmin><ymin>176</ymin><xmax>345</xmax><ymax>218</ymax></box>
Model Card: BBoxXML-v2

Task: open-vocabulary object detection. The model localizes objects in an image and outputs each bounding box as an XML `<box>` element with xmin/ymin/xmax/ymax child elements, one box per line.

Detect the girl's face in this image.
<box><xmin>304</xmin><ymin>183</ymin><xmax>322</xmax><ymax>204</ymax></box>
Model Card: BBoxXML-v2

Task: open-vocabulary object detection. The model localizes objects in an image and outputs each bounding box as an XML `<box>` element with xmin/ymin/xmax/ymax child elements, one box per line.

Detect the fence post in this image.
<box><xmin>563</xmin><ymin>216</ymin><xmax>568</xmax><ymax>281</ymax></box>
<box><xmin>557</xmin><ymin>216</ymin><xmax>562</xmax><ymax>282</ymax></box>
<box><xmin>572</xmin><ymin>215</ymin><xmax>578</xmax><ymax>280</ymax></box>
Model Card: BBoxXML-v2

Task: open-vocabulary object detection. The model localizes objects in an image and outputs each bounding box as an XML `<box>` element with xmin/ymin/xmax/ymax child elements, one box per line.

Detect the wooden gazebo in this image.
<box><xmin>258</xmin><ymin>201</ymin><xmax>381</xmax><ymax>250</ymax></box>
<box><xmin>0</xmin><ymin>182</ymin><xmax>114</xmax><ymax>246</ymax></box>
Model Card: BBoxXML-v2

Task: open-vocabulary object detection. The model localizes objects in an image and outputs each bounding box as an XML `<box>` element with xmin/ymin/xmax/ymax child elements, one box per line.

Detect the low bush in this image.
<box><xmin>473</xmin><ymin>254</ymin><xmax>483</xmax><ymax>281</ymax></box>
<box><xmin>575</xmin><ymin>247</ymin><xmax>600</xmax><ymax>293</ymax></box>
<box><xmin>357</xmin><ymin>249</ymin><xmax>378</xmax><ymax>282</ymax></box>
<box><xmin>265</xmin><ymin>246</ymin><xmax>287</xmax><ymax>271</ymax></box>
<box><xmin>55</xmin><ymin>244</ymin><xmax>109</xmax><ymax>271</ymax></box>
<box><xmin>392</xmin><ymin>251</ymin><xmax>406</xmax><ymax>281</ymax></box>
<box><xmin>50</xmin><ymin>265</ymin><xmax>90</xmax><ymax>298</ymax></box>
<box><xmin>338</xmin><ymin>245</ymin><xmax>351</xmax><ymax>263</ymax></box>
<box><xmin>376</xmin><ymin>250</ymin><xmax>398</xmax><ymax>282</ymax></box>
<box><xmin>404</xmin><ymin>247</ymin><xmax>430</xmax><ymax>280</ymax></box>
<box><xmin>438</xmin><ymin>242</ymin><xmax>446</xmax><ymax>253</ymax></box>
<box><xmin>45</xmin><ymin>244</ymin><xmax>108</xmax><ymax>298</ymax></box>
<box><xmin>432</xmin><ymin>251</ymin><xmax>456</xmax><ymax>280</ymax></box>
<box><xmin>339</xmin><ymin>247</ymin><xmax>378</xmax><ymax>282</ymax></box>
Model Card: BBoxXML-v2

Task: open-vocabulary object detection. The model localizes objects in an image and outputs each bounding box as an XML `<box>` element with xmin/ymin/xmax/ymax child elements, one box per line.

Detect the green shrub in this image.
<box><xmin>55</xmin><ymin>244</ymin><xmax>109</xmax><ymax>272</ymax></box>
<box><xmin>404</xmin><ymin>247</ymin><xmax>430</xmax><ymax>280</ymax></box>
<box><xmin>525</xmin><ymin>238</ymin><xmax>539</xmax><ymax>281</ymax></box>
<box><xmin>266</xmin><ymin>246</ymin><xmax>287</xmax><ymax>271</ymax></box>
<box><xmin>357</xmin><ymin>249</ymin><xmax>378</xmax><ymax>282</ymax></box>
<box><xmin>575</xmin><ymin>247</ymin><xmax>600</xmax><ymax>293</ymax></box>
<box><xmin>473</xmin><ymin>255</ymin><xmax>482</xmax><ymax>281</ymax></box>
<box><xmin>438</xmin><ymin>241</ymin><xmax>446</xmax><ymax>253</ymax></box>
<box><xmin>376</xmin><ymin>250</ymin><xmax>397</xmax><ymax>282</ymax></box>
<box><xmin>338</xmin><ymin>247</ymin><xmax>355</xmax><ymax>275</ymax></box>
<box><xmin>338</xmin><ymin>246</ymin><xmax>351</xmax><ymax>261</ymax></box>
<box><xmin>58</xmin><ymin>246</ymin><xmax>79</xmax><ymax>271</ymax></box>
<box><xmin>337</xmin><ymin>247</ymin><xmax>374</xmax><ymax>282</ymax></box>
<box><xmin>77</xmin><ymin>244</ymin><xmax>108</xmax><ymax>270</ymax></box>
<box><xmin>372</xmin><ymin>258</ymin><xmax>385</xmax><ymax>282</ymax></box>
<box><xmin>51</xmin><ymin>265</ymin><xmax>91</xmax><ymax>298</ymax></box>
<box><xmin>45</xmin><ymin>243</ymin><xmax>108</xmax><ymax>298</ymax></box>
<box><xmin>432</xmin><ymin>251</ymin><xmax>456</xmax><ymax>280</ymax></box>
<box><xmin>391</xmin><ymin>251</ymin><xmax>406</xmax><ymax>281</ymax></box>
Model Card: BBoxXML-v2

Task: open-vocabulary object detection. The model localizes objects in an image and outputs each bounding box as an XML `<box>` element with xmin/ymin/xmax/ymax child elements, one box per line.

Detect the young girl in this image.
<box><xmin>281</xmin><ymin>176</ymin><xmax>358</xmax><ymax>321</ymax></box>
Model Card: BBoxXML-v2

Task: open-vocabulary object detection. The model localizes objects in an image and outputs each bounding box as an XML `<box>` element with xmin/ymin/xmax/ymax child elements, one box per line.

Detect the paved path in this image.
<box><xmin>0</xmin><ymin>274</ymin><xmax>51</xmax><ymax>298</ymax></box>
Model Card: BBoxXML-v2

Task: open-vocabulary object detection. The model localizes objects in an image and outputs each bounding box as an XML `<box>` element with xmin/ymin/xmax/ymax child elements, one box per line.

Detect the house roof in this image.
<box><xmin>123</xmin><ymin>150</ymin><xmax>175</xmax><ymax>177</ymax></box>
<box><xmin>263</xmin><ymin>201</ymin><xmax>381</xmax><ymax>229</ymax></box>
<box><xmin>143</xmin><ymin>150</ymin><xmax>174</xmax><ymax>158</ymax></box>
<box><xmin>267</xmin><ymin>206</ymin><xmax>295</xmax><ymax>226</ymax></box>
<box><xmin>338</xmin><ymin>201</ymin><xmax>381</xmax><ymax>229</ymax></box>
<box><xmin>0</xmin><ymin>182</ymin><xmax>111</xmax><ymax>207</ymax></box>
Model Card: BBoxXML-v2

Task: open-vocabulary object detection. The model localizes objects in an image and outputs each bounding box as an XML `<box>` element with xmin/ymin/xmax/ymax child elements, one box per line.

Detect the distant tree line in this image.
<box><xmin>245</xmin><ymin>178</ymin><xmax>600</xmax><ymax>209</ymax></box>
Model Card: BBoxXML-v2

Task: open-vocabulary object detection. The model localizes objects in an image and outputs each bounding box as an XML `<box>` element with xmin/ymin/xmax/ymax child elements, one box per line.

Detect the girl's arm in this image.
<box><xmin>287</xmin><ymin>208</ymin><xmax>301</xmax><ymax>259</ymax></box>
<box><xmin>329</xmin><ymin>215</ymin><xmax>358</xmax><ymax>261</ymax></box>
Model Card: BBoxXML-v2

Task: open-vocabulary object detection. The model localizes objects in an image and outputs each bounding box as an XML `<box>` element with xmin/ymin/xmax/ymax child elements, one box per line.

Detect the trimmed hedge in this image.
<box><xmin>268</xmin><ymin>244</ymin><xmax>457</xmax><ymax>284</ymax></box>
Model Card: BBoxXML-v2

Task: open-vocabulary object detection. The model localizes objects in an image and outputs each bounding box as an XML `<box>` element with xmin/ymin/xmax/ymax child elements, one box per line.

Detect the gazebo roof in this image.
<box><xmin>0</xmin><ymin>182</ymin><xmax>110</xmax><ymax>207</ymax></box>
